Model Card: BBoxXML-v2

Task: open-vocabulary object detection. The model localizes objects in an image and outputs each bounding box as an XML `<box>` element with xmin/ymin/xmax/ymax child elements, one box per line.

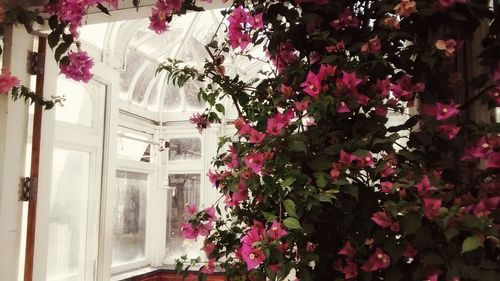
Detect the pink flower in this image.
<box><xmin>337</xmin><ymin>71</ymin><xmax>362</xmax><ymax>94</ymax></box>
<box><xmin>266</xmin><ymin>116</ymin><xmax>285</xmax><ymax>136</ymax></box>
<box><xmin>339</xmin><ymin>150</ymin><xmax>357</xmax><ymax>166</ymax></box>
<box><xmin>380</xmin><ymin>165</ymin><xmax>396</xmax><ymax>178</ymax></box>
<box><xmin>391</xmin><ymin>74</ymin><xmax>424</xmax><ymax>101</ymax></box>
<box><xmin>59</xmin><ymin>51</ymin><xmax>94</xmax><ymax>83</ymax></box>
<box><xmin>414</xmin><ymin>176</ymin><xmax>436</xmax><ymax>197</ymax></box>
<box><xmin>356</xmin><ymin>153</ymin><xmax>375</xmax><ymax>167</ymax></box>
<box><xmin>342</xmin><ymin>261</ymin><xmax>358</xmax><ymax>279</ymax></box>
<box><xmin>200</xmin><ymin>259</ymin><xmax>215</xmax><ymax>274</ymax></box>
<box><xmin>371</xmin><ymin>211</ymin><xmax>399</xmax><ymax>232</ymax></box>
<box><xmin>329</xmin><ymin>8</ymin><xmax>359</xmax><ymax>30</ymax></box>
<box><xmin>185</xmin><ymin>203</ymin><xmax>197</xmax><ymax>215</ymax></box>
<box><xmin>394</xmin><ymin>0</ymin><xmax>417</xmax><ymax>17</ymax></box>
<box><xmin>189</xmin><ymin>112</ymin><xmax>211</xmax><ymax>133</ymax></box>
<box><xmin>202</xmin><ymin>242</ymin><xmax>216</xmax><ymax>257</ymax></box>
<box><xmin>486</xmin><ymin>152</ymin><xmax>500</xmax><ymax>168</ymax></box>
<box><xmin>488</xmin><ymin>87</ymin><xmax>500</xmax><ymax>106</ymax></box>
<box><xmin>438</xmin><ymin>0</ymin><xmax>466</xmax><ymax>9</ymax></box>
<box><xmin>473</xmin><ymin>197</ymin><xmax>500</xmax><ymax>217</ymax></box>
<box><xmin>204</xmin><ymin>207</ymin><xmax>217</xmax><ymax>222</ymax></box>
<box><xmin>317</xmin><ymin>64</ymin><xmax>337</xmax><ymax>81</ymax></box>
<box><xmin>380</xmin><ymin>181</ymin><xmax>394</xmax><ymax>193</ymax></box>
<box><xmin>241</xmin><ymin>225</ymin><xmax>265</xmax><ymax>247</ymax></box>
<box><xmin>435</xmin><ymin>103</ymin><xmax>460</xmax><ymax>120</ymax></box>
<box><xmin>249</xmin><ymin>13</ymin><xmax>264</xmax><ymax>30</ymax></box>
<box><xmin>306</xmin><ymin>242</ymin><xmax>316</xmax><ymax>252</ymax></box>
<box><xmin>241</xmin><ymin>246</ymin><xmax>266</xmax><ymax>270</ymax></box>
<box><xmin>361</xmin><ymin>35</ymin><xmax>381</xmax><ymax>54</ymax></box>
<box><xmin>337</xmin><ymin>101</ymin><xmax>351</xmax><ymax>113</ymax></box>
<box><xmin>361</xmin><ymin>248</ymin><xmax>391</xmax><ymax>272</ymax></box>
<box><xmin>330</xmin><ymin>166</ymin><xmax>341</xmax><ymax>180</ymax></box>
<box><xmin>423</xmin><ymin>198</ymin><xmax>442</xmax><ymax>220</ymax></box>
<box><xmin>435</xmin><ymin>39</ymin><xmax>458</xmax><ymax>57</ymax></box>
<box><xmin>244</xmin><ymin>152</ymin><xmax>265</xmax><ymax>174</ymax></box>
<box><xmin>269</xmin><ymin>41</ymin><xmax>299</xmax><ymax>73</ymax></box>
<box><xmin>436</xmin><ymin>124</ymin><xmax>461</xmax><ymax>139</ymax></box>
<box><xmin>181</xmin><ymin>223</ymin><xmax>199</xmax><ymax>239</ymax></box>
<box><xmin>0</xmin><ymin>68</ymin><xmax>20</xmax><ymax>94</ymax></box>
<box><xmin>295</xmin><ymin>101</ymin><xmax>309</xmax><ymax>112</ymax></box>
<box><xmin>267</xmin><ymin>221</ymin><xmax>288</xmax><ymax>240</ymax></box>
<box><xmin>403</xmin><ymin>243</ymin><xmax>418</xmax><ymax>258</ymax></box>
<box><xmin>301</xmin><ymin>70</ymin><xmax>322</xmax><ymax>98</ymax></box>
<box><xmin>149</xmin><ymin>8</ymin><xmax>169</xmax><ymax>34</ymax></box>
<box><xmin>248</xmin><ymin>128</ymin><xmax>266</xmax><ymax>144</ymax></box>
<box><xmin>338</xmin><ymin>241</ymin><xmax>356</xmax><ymax>258</ymax></box>
<box><xmin>374</xmin><ymin>106</ymin><xmax>388</xmax><ymax>117</ymax></box>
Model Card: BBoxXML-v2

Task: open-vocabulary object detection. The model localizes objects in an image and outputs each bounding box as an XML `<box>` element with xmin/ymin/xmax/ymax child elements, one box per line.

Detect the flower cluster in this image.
<box><xmin>59</xmin><ymin>51</ymin><xmax>94</xmax><ymax>83</ymax></box>
<box><xmin>0</xmin><ymin>68</ymin><xmax>20</xmax><ymax>95</ymax></box>
<box><xmin>227</xmin><ymin>6</ymin><xmax>263</xmax><ymax>51</ymax></box>
<box><xmin>149</xmin><ymin>0</ymin><xmax>184</xmax><ymax>34</ymax></box>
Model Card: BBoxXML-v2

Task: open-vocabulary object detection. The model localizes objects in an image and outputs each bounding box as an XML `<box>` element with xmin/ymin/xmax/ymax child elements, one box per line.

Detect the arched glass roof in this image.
<box><xmin>79</xmin><ymin>9</ymin><xmax>271</xmax><ymax>121</ymax></box>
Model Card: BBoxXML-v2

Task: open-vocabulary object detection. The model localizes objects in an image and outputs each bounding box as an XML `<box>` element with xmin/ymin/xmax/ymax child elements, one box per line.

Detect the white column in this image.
<box><xmin>0</xmin><ymin>24</ymin><xmax>33</xmax><ymax>281</ymax></box>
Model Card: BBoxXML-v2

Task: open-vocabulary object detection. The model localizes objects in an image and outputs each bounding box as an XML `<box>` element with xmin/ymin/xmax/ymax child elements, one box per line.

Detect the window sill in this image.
<box><xmin>112</xmin><ymin>266</ymin><xmax>226</xmax><ymax>281</ymax></box>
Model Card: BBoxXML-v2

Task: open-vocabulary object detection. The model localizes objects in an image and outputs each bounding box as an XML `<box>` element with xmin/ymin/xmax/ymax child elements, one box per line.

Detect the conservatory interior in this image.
<box><xmin>0</xmin><ymin>1</ymin><xmax>498</xmax><ymax>281</ymax></box>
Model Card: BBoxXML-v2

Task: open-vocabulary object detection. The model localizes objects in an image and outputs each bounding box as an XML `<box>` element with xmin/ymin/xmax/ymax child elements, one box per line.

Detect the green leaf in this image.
<box><xmin>262</xmin><ymin>212</ymin><xmax>277</xmax><ymax>222</ymax></box>
<box><xmin>47</xmin><ymin>31</ymin><xmax>60</xmax><ymax>49</ymax></box>
<box><xmin>96</xmin><ymin>3</ymin><xmax>111</xmax><ymax>15</ymax></box>
<box><xmin>399</xmin><ymin>212</ymin><xmax>422</xmax><ymax>235</ymax></box>
<box><xmin>281</xmin><ymin>177</ymin><xmax>296</xmax><ymax>187</ymax></box>
<box><xmin>444</xmin><ymin>228</ymin><xmax>460</xmax><ymax>241</ymax></box>
<box><xmin>283</xmin><ymin>217</ymin><xmax>302</xmax><ymax>230</ymax></box>
<box><xmin>54</xmin><ymin>42</ymin><xmax>71</xmax><ymax>62</ymax></box>
<box><xmin>307</xmin><ymin>157</ymin><xmax>331</xmax><ymax>171</ymax></box>
<box><xmin>283</xmin><ymin>199</ymin><xmax>297</xmax><ymax>218</ymax></box>
<box><xmin>341</xmin><ymin>185</ymin><xmax>358</xmax><ymax>200</ymax></box>
<box><xmin>215</xmin><ymin>103</ymin><xmax>225</xmax><ymax>113</ymax></box>
<box><xmin>462</xmin><ymin>236</ymin><xmax>482</xmax><ymax>254</ymax></box>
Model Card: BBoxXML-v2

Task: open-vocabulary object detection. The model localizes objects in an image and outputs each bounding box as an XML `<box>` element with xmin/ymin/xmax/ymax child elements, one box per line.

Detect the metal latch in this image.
<box><xmin>19</xmin><ymin>177</ymin><xmax>31</xmax><ymax>201</ymax></box>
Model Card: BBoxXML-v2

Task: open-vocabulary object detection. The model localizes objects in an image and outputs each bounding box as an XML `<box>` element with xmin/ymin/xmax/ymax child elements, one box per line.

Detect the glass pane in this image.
<box><xmin>112</xmin><ymin>170</ymin><xmax>148</xmax><ymax>266</ymax></box>
<box><xmin>120</xmin><ymin>49</ymin><xmax>147</xmax><ymax>99</ymax></box>
<box><xmin>163</xmin><ymin>83</ymin><xmax>182</xmax><ymax>112</ymax></box>
<box><xmin>184</xmin><ymin>81</ymin><xmax>204</xmax><ymax>110</ymax></box>
<box><xmin>79</xmin><ymin>23</ymin><xmax>108</xmax><ymax>49</ymax></box>
<box><xmin>55</xmin><ymin>78</ymin><xmax>93</xmax><ymax>127</ymax></box>
<box><xmin>131</xmin><ymin>62</ymin><xmax>157</xmax><ymax>104</ymax></box>
<box><xmin>47</xmin><ymin>148</ymin><xmax>90</xmax><ymax>281</ymax></box>
<box><xmin>168</xmin><ymin>138</ymin><xmax>201</xmax><ymax>160</ymax></box>
<box><xmin>165</xmin><ymin>174</ymin><xmax>202</xmax><ymax>260</ymax></box>
<box><xmin>117</xmin><ymin>131</ymin><xmax>152</xmax><ymax>162</ymax></box>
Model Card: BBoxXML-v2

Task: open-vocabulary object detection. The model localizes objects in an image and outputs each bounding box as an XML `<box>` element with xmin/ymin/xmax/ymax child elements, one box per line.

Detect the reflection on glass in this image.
<box><xmin>168</xmin><ymin>138</ymin><xmax>201</xmax><ymax>160</ymax></box>
<box><xmin>165</xmin><ymin>174</ymin><xmax>202</xmax><ymax>260</ymax></box>
<box><xmin>116</xmin><ymin>131</ymin><xmax>152</xmax><ymax>162</ymax></box>
<box><xmin>112</xmin><ymin>170</ymin><xmax>148</xmax><ymax>266</ymax></box>
<box><xmin>47</xmin><ymin>148</ymin><xmax>90</xmax><ymax>281</ymax></box>
<box><xmin>55</xmin><ymin>78</ymin><xmax>93</xmax><ymax>127</ymax></box>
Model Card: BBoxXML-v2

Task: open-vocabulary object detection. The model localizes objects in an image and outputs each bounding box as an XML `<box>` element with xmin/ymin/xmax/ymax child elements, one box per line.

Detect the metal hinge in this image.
<box><xmin>27</xmin><ymin>51</ymin><xmax>44</xmax><ymax>75</ymax></box>
<box><xmin>19</xmin><ymin>177</ymin><xmax>31</xmax><ymax>201</ymax></box>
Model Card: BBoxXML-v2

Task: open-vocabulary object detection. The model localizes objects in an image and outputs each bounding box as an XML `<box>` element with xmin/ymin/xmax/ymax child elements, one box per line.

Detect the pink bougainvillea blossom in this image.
<box><xmin>59</xmin><ymin>51</ymin><xmax>94</xmax><ymax>83</ymax></box>
<box><xmin>241</xmin><ymin>246</ymin><xmax>266</xmax><ymax>269</ymax></box>
<box><xmin>338</xmin><ymin>241</ymin><xmax>356</xmax><ymax>258</ymax></box>
<box><xmin>423</xmin><ymin>198</ymin><xmax>442</xmax><ymax>220</ymax></box>
<box><xmin>267</xmin><ymin>221</ymin><xmax>288</xmax><ymax>240</ymax></box>
<box><xmin>200</xmin><ymin>258</ymin><xmax>215</xmax><ymax>274</ymax></box>
<box><xmin>361</xmin><ymin>248</ymin><xmax>391</xmax><ymax>271</ymax></box>
<box><xmin>403</xmin><ymin>243</ymin><xmax>418</xmax><ymax>258</ymax></box>
<box><xmin>342</xmin><ymin>261</ymin><xmax>358</xmax><ymax>279</ymax></box>
<box><xmin>181</xmin><ymin>223</ymin><xmax>199</xmax><ymax>239</ymax></box>
<box><xmin>414</xmin><ymin>175</ymin><xmax>436</xmax><ymax>197</ymax></box>
<box><xmin>361</xmin><ymin>35</ymin><xmax>381</xmax><ymax>54</ymax></box>
<box><xmin>435</xmin><ymin>39</ymin><xmax>458</xmax><ymax>57</ymax></box>
<box><xmin>0</xmin><ymin>68</ymin><xmax>20</xmax><ymax>94</ymax></box>
<box><xmin>329</xmin><ymin>8</ymin><xmax>359</xmax><ymax>30</ymax></box>
<box><xmin>301</xmin><ymin>70</ymin><xmax>322</xmax><ymax>98</ymax></box>
<box><xmin>189</xmin><ymin>112</ymin><xmax>211</xmax><ymax>133</ymax></box>
<box><xmin>436</xmin><ymin>124</ymin><xmax>461</xmax><ymax>139</ymax></box>
<box><xmin>244</xmin><ymin>152</ymin><xmax>265</xmax><ymax>174</ymax></box>
<box><xmin>185</xmin><ymin>203</ymin><xmax>197</xmax><ymax>215</ymax></box>
<box><xmin>371</xmin><ymin>211</ymin><xmax>400</xmax><ymax>232</ymax></box>
<box><xmin>394</xmin><ymin>0</ymin><xmax>418</xmax><ymax>17</ymax></box>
